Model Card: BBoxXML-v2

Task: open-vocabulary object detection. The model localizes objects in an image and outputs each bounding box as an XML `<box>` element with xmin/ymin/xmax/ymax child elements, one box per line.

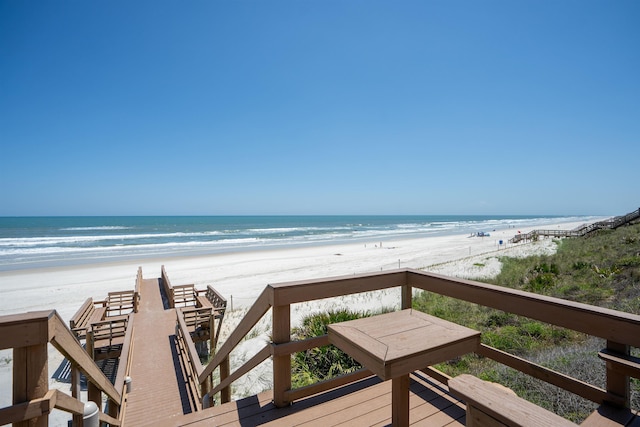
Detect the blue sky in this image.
<box><xmin>1</xmin><ymin>1</ymin><xmax>638</xmax><ymax>216</ymax></box>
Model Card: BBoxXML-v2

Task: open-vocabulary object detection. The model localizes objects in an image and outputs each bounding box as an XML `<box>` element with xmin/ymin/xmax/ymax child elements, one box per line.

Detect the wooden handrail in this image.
<box><xmin>209</xmin><ymin>345</ymin><xmax>271</xmax><ymax>398</ymax></box>
<box><xmin>269</xmin><ymin>270</ymin><xmax>407</xmax><ymax>305</ymax></box>
<box><xmin>199</xmin><ymin>267</ymin><xmax>640</xmax><ymax>412</ymax></box>
<box><xmin>176</xmin><ymin>309</ymin><xmax>205</xmax><ymax>377</ymax></box>
<box><xmin>176</xmin><ymin>309</ymin><xmax>205</xmax><ymax>410</ymax></box>
<box><xmin>50</xmin><ymin>312</ymin><xmax>121</xmax><ymax>402</ymax></box>
<box><xmin>199</xmin><ymin>287</ymin><xmax>272</xmax><ymax>382</ymax></box>
<box><xmin>406</xmin><ymin>269</ymin><xmax>640</xmax><ymax>347</ymax></box>
<box><xmin>114</xmin><ymin>312</ymin><xmax>135</xmax><ymax>398</ymax></box>
<box><xmin>161</xmin><ymin>264</ymin><xmax>175</xmax><ymax>308</ymax></box>
<box><xmin>0</xmin><ymin>310</ymin><xmax>122</xmax><ymax>425</ymax></box>
<box><xmin>477</xmin><ymin>344</ymin><xmax>618</xmax><ymax>406</ymax></box>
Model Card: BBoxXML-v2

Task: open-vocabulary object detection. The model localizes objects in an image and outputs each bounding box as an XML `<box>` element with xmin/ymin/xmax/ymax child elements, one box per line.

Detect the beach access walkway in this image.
<box><xmin>120</xmin><ymin>277</ymin><xmax>197</xmax><ymax>425</ymax></box>
<box><xmin>509</xmin><ymin>207</ymin><xmax>640</xmax><ymax>243</ymax></box>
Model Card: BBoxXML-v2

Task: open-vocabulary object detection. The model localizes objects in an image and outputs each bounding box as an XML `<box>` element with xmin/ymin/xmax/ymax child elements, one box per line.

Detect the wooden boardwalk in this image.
<box><xmin>116</xmin><ymin>276</ymin><xmax>467</xmax><ymax>426</ymax></box>
<box><xmin>509</xmin><ymin>208</ymin><xmax>640</xmax><ymax>243</ymax></box>
<box><xmin>174</xmin><ymin>372</ymin><xmax>465</xmax><ymax>427</ymax></box>
<box><xmin>121</xmin><ymin>278</ymin><xmax>197</xmax><ymax>426</ymax></box>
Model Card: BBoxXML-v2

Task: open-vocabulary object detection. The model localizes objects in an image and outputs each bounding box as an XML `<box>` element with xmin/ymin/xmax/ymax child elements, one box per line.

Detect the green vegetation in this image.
<box><xmin>411</xmin><ymin>223</ymin><xmax>640</xmax><ymax>421</ymax></box>
<box><xmin>491</xmin><ymin>225</ymin><xmax>640</xmax><ymax>309</ymax></box>
<box><xmin>291</xmin><ymin>308</ymin><xmax>387</xmax><ymax>388</ymax></box>
<box><xmin>290</xmin><ymin>223</ymin><xmax>640</xmax><ymax>422</ymax></box>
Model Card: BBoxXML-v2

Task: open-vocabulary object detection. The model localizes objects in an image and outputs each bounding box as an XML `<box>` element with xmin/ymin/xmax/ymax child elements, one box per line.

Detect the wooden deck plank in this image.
<box><xmin>122</xmin><ymin>278</ymin><xmax>196</xmax><ymax>426</ymax></box>
<box><xmin>173</xmin><ymin>373</ymin><xmax>464</xmax><ymax>427</ymax></box>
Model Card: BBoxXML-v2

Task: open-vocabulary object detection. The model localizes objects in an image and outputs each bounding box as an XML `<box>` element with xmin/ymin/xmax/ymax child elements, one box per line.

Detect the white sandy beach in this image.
<box><xmin>0</xmin><ymin>218</ymin><xmax>595</xmax><ymax>419</ymax></box>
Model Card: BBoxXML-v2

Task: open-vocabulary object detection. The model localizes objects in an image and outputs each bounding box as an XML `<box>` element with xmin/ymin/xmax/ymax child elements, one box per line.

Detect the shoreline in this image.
<box><xmin>0</xmin><ymin>218</ymin><xmax>596</xmax><ymax>414</ymax></box>
<box><xmin>0</xmin><ymin>214</ymin><xmax>600</xmax><ymax>274</ymax></box>
<box><xmin>0</xmin><ymin>218</ymin><xmax>594</xmax><ymax>320</ymax></box>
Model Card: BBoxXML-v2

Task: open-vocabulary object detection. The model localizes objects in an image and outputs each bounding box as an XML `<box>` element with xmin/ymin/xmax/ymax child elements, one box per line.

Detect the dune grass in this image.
<box><xmin>412</xmin><ymin>223</ymin><xmax>640</xmax><ymax>422</ymax></box>
<box><xmin>291</xmin><ymin>223</ymin><xmax>640</xmax><ymax>422</ymax></box>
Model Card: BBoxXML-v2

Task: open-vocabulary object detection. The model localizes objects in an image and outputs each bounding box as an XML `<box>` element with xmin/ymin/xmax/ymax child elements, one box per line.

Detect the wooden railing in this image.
<box><xmin>161</xmin><ymin>265</ymin><xmax>201</xmax><ymax>308</ymax></box>
<box><xmin>161</xmin><ymin>265</ymin><xmax>176</xmax><ymax>308</ymax></box>
<box><xmin>197</xmin><ymin>269</ymin><xmax>640</xmax><ymax>417</ymax></box>
<box><xmin>175</xmin><ymin>311</ymin><xmax>206</xmax><ymax>411</ymax></box>
<box><xmin>0</xmin><ymin>310</ymin><xmax>125</xmax><ymax>426</ymax></box>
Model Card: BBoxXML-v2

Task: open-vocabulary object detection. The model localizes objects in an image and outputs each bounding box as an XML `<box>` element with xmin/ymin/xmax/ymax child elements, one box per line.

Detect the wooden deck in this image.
<box><xmin>121</xmin><ymin>278</ymin><xmax>198</xmax><ymax>426</ymax></box>
<box><xmin>115</xmin><ymin>277</ymin><xmax>467</xmax><ymax>426</ymax></box>
<box><xmin>5</xmin><ymin>266</ymin><xmax>640</xmax><ymax>426</ymax></box>
<box><xmin>174</xmin><ymin>372</ymin><xmax>465</xmax><ymax>427</ymax></box>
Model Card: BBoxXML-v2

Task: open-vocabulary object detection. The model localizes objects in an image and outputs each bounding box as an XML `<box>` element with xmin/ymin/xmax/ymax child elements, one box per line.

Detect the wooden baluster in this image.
<box><xmin>220</xmin><ymin>356</ymin><xmax>231</xmax><ymax>403</ymax></box>
<box><xmin>209</xmin><ymin>312</ymin><xmax>215</xmax><ymax>357</ymax></box>
<box><xmin>272</xmin><ymin>304</ymin><xmax>291</xmax><ymax>407</ymax></box>
<box><xmin>401</xmin><ymin>284</ymin><xmax>412</xmax><ymax>310</ymax></box>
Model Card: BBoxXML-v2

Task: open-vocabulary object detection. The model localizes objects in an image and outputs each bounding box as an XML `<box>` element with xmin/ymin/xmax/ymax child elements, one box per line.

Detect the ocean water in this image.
<box><xmin>0</xmin><ymin>215</ymin><xmax>596</xmax><ymax>271</ymax></box>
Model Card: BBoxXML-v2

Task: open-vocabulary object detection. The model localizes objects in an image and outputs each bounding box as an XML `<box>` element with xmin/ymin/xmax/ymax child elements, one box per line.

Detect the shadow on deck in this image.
<box><xmin>177</xmin><ymin>372</ymin><xmax>465</xmax><ymax>427</ymax></box>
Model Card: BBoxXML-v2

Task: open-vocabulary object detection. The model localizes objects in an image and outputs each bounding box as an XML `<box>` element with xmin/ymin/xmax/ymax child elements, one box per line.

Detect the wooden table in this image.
<box><xmin>328</xmin><ymin>309</ymin><xmax>480</xmax><ymax>426</ymax></box>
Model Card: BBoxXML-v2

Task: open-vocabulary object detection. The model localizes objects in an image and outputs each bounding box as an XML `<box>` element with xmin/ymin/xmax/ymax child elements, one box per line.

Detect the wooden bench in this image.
<box><xmin>173</xmin><ymin>284</ymin><xmax>197</xmax><ymax>307</ymax></box>
<box><xmin>196</xmin><ymin>295</ymin><xmax>213</xmax><ymax>309</ymax></box>
<box><xmin>197</xmin><ymin>285</ymin><xmax>227</xmax><ymax>316</ymax></box>
<box><xmin>449</xmin><ymin>374</ymin><xmax>577</xmax><ymax>426</ymax></box>
<box><xmin>87</xmin><ymin>315</ymin><xmax>129</xmax><ymax>361</ymax></box>
<box><xmin>449</xmin><ymin>374</ymin><xmax>638</xmax><ymax>427</ymax></box>
<box><xmin>180</xmin><ymin>306</ymin><xmax>213</xmax><ymax>343</ymax></box>
<box><xmin>69</xmin><ymin>298</ymin><xmax>107</xmax><ymax>339</ymax></box>
<box><xmin>106</xmin><ymin>290</ymin><xmax>137</xmax><ymax>316</ymax></box>
<box><xmin>195</xmin><ymin>285</ymin><xmax>227</xmax><ymax>349</ymax></box>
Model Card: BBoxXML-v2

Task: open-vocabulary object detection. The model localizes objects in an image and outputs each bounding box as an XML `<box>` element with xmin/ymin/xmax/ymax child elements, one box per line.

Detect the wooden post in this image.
<box><xmin>86</xmin><ymin>330</ymin><xmax>95</xmax><ymax>359</ymax></box>
<box><xmin>108</xmin><ymin>397</ymin><xmax>119</xmax><ymax>420</ymax></box>
<box><xmin>201</xmin><ymin>373</ymin><xmax>212</xmax><ymax>402</ymax></box>
<box><xmin>209</xmin><ymin>313</ymin><xmax>215</xmax><ymax>357</ymax></box>
<box><xmin>401</xmin><ymin>284</ymin><xmax>412</xmax><ymax>310</ymax></box>
<box><xmin>220</xmin><ymin>356</ymin><xmax>231</xmax><ymax>403</ymax></box>
<box><xmin>272</xmin><ymin>304</ymin><xmax>291</xmax><ymax>407</ymax></box>
<box><xmin>88</xmin><ymin>381</ymin><xmax>102</xmax><ymax>414</ymax></box>
<box><xmin>202</xmin><ymin>312</ymin><xmax>215</xmax><ymax>401</ymax></box>
<box><xmin>13</xmin><ymin>344</ymin><xmax>49</xmax><ymax>427</ymax></box>
<box><xmin>71</xmin><ymin>362</ymin><xmax>83</xmax><ymax>426</ymax></box>
<box><xmin>606</xmin><ymin>340</ymin><xmax>630</xmax><ymax>407</ymax></box>
<box><xmin>392</xmin><ymin>373</ymin><xmax>410</xmax><ymax>427</ymax></box>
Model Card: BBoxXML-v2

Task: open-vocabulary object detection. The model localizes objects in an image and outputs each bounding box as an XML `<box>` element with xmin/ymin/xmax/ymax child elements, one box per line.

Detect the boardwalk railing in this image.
<box><xmin>0</xmin><ymin>310</ymin><xmax>127</xmax><ymax>426</ymax></box>
<box><xmin>197</xmin><ymin>269</ymin><xmax>640</xmax><ymax>422</ymax></box>
<box><xmin>509</xmin><ymin>208</ymin><xmax>640</xmax><ymax>243</ymax></box>
<box><xmin>175</xmin><ymin>309</ymin><xmax>209</xmax><ymax>410</ymax></box>
<box><xmin>161</xmin><ymin>265</ymin><xmax>199</xmax><ymax>308</ymax></box>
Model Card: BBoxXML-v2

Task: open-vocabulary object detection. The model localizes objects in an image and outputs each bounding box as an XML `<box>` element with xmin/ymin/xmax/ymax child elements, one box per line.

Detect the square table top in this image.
<box><xmin>328</xmin><ymin>309</ymin><xmax>480</xmax><ymax>380</ymax></box>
